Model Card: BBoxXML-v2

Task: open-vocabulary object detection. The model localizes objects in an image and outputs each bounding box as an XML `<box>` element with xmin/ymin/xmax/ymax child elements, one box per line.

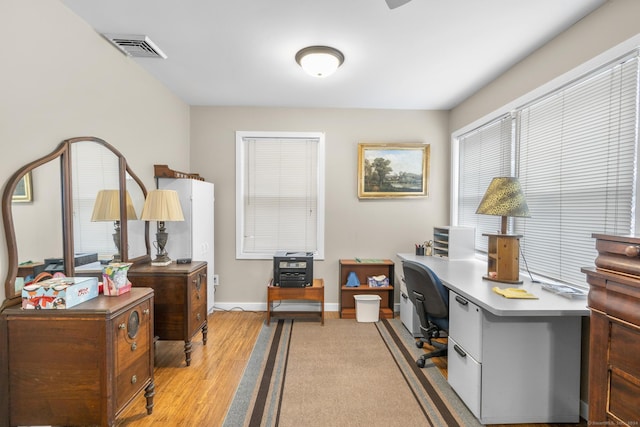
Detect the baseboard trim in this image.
<box><xmin>580</xmin><ymin>399</ymin><xmax>588</xmax><ymax>422</ymax></box>
<box><xmin>212</xmin><ymin>301</ymin><xmax>340</xmax><ymax>313</ymax></box>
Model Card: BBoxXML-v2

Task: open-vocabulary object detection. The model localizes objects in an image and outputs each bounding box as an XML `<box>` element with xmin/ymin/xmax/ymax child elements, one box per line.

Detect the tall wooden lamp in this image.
<box><xmin>476</xmin><ymin>177</ymin><xmax>530</xmax><ymax>284</ymax></box>
<box><xmin>140</xmin><ymin>189</ymin><xmax>184</xmax><ymax>266</ymax></box>
<box><xmin>91</xmin><ymin>190</ymin><xmax>138</xmax><ymax>263</ymax></box>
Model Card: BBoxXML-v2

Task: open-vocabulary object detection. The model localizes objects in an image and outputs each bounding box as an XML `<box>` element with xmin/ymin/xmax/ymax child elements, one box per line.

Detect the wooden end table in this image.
<box><xmin>266</xmin><ymin>278</ymin><xmax>324</xmax><ymax>325</ymax></box>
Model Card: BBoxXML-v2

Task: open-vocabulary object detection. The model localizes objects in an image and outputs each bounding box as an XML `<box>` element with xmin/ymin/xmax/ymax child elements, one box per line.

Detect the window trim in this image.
<box><xmin>235</xmin><ymin>130</ymin><xmax>325</xmax><ymax>260</ymax></box>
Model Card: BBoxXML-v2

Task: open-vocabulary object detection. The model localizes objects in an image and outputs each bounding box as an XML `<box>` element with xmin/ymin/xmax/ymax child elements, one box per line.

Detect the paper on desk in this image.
<box><xmin>492</xmin><ymin>287</ymin><xmax>538</xmax><ymax>299</ymax></box>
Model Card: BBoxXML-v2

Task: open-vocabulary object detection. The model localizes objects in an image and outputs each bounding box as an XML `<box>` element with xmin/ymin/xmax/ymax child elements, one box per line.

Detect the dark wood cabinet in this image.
<box><xmin>583</xmin><ymin>233</ymin><xmax>640</xmax><ymax>425</ymax></box>
<box><xmin>339</xmin><ymin>259</ymin><xmax>394</xmax><ymax>319</ymax></box>
<box><xmin>128</xmin><ymin>261</ymin><xmax>208</xmax><ymax>366</ymax></box>
<box><xmin>0</xmin><ymin>288</ymin><xmax>155</xmax><ymax>427</ymax></box>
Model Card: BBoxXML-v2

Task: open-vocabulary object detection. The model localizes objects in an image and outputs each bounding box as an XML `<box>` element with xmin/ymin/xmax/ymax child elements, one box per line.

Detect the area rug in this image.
<box><xmin>223</xmin><ymin>317</ymin><xmax>481</xmax><ymax>427</ymax></box>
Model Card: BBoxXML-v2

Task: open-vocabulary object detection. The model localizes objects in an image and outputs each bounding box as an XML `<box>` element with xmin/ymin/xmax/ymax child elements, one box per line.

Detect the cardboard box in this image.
<box><xmin>21</xmin><ymin>277</ymin><xmax>99</xmax><ymax>309</ymax></box>
<box><xmin>102</xmin><ymin>263</ymin><xmax>133</xmax><ymax>296</ymax></box>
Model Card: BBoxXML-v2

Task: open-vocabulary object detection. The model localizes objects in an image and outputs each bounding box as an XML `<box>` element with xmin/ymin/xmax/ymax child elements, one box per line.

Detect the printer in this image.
<box><xmin>273</xmin><ymin>251</ymin><xmax>313</xmax><ymax>287</ymax></box>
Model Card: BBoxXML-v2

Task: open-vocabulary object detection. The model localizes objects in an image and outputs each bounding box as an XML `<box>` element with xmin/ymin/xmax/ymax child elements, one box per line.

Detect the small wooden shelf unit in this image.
<box><xmin>339</xmin><ymin>259</ymin><xmax>394</xmax><ymax>319</ymax></box>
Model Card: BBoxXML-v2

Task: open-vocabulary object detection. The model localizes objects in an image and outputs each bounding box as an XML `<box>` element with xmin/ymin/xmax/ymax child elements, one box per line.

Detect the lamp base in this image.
<box><xmin>482</xmin><ymin>233</ymin><xmax>523</xmax><ymax>285</ymax></box>
<box><xmin>151</xmin><ymin>253</ymin><xmax>172</xmax><ymax>267</ymax></box>
<box><xmin>482</xmin><ymin>275</ymin><xmax>523</xmax><ymax>285</ymax></box>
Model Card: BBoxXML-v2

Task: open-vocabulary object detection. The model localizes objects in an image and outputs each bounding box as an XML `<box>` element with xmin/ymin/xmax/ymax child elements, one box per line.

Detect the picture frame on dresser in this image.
<box><xmin>357</xmin><ymin>143</ymin><xmax>430</xmax><ymax>199</ymax></box>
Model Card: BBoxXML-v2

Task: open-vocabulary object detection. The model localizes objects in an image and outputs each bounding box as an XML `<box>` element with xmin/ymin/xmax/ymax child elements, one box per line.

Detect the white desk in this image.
<box><xmin>397</xmin><ymin>253</ymin><xmax>589</xmax><ymax>424</ymax></box>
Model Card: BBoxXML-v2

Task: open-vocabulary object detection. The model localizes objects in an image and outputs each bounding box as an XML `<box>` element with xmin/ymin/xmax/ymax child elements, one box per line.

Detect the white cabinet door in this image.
<box><xmin>159</xmin><ymin>178</ymin><xmax>215</xmax><ymax>311</ymax></box>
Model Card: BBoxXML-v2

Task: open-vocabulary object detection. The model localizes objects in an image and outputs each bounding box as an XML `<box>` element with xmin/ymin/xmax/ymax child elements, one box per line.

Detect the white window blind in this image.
<box><xmin>457</xmin><ymin>115</ymin><xmax>513</xmax><ymax>251</ymax></box>
<box><xmin>236</xmin><ymin>132</ymin><xmax>325</xmax><ymax>259</ymax></box>
<box><xmin>71</xmin><ymin>143</ymin><xmax>121</xmax><ymax>258</ymax></box>
<box><xmin>516</xmin><ymin>53</ymin><xmax>639</xmax><ymax>286</ymax></box>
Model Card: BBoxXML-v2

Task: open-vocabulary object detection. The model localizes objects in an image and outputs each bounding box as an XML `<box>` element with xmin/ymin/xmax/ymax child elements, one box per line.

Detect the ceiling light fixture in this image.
<box><xmin>295</xmin><ymin>46</ymin><xmax>344</xmax><ymax>78</ymax></box>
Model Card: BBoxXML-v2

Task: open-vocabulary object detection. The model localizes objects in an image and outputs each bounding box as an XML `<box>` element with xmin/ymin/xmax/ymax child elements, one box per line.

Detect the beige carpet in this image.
<box><xmin>224</xmin><ymin>318</ymin><xmax>480</xmax><ymax>427</ymax></box>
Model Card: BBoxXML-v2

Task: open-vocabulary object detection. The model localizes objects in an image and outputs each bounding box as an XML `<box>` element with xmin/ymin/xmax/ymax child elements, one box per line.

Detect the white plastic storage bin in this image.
<box><xmin>354</xmin><ymin>294</ymin><xmax>381</xmax><ymax>322</ymax></box>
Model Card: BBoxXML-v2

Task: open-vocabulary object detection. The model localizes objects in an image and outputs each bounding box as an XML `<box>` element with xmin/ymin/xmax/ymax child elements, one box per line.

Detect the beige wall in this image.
<box><xmin>0</xmin><ymin>0</ymin><xmax>191</xmax><ymax>303</ymax></box>
<box><xmin>450</xmin><ymin>0</ymin><xmax>640</xmax><ymax>133</ymax></box>
<box><xmin>190</xmin><ymin>107</ymin><xmax>449</xmax><ymax>308</ymax></box>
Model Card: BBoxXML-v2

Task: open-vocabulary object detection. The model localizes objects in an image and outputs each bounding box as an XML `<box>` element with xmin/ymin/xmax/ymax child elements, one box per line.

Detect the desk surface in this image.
<box><xmin>397</xmin><ymin>253</ymin><xmax>589</xmax><ymax>317</ymax></box>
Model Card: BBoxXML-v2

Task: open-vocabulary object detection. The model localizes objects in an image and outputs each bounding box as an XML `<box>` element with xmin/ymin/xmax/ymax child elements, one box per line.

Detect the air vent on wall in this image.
<box><xmin>102</xmin><ymin>34</ymin><xmax>167</xmax><ymax>59</ymax></box>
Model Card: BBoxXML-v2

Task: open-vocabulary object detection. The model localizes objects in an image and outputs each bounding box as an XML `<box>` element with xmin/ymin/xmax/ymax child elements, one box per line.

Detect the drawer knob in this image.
<box><xmin>131</xmin><ymin>375</ymin><xmax>137</xmax><ymax>384</ymax></box>
<box><xmin>143</xmin><ymin>309</ymin><xmax>150</xmax><ymax>315</ymax></box>
<box><xmin>624</xmin><ymin>245</ymin><xmax>640</xmax><ymax>258</ymax></box>
<box><xmin>196</xmin><ymin>313</ymin><xmax>201</xmax><ymax>321</ymax></box>
<box><xmin>131</xmin><ymin>342</ymin><xmax>137</xmax><ymax>351</ymax></box>
<box><xmin>119</xmin><ymin>323</ymin><xmax>126</xmax><ymax>330</ymax></box>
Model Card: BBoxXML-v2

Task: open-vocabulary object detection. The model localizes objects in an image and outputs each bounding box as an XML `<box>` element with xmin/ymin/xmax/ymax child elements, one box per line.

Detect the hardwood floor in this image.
<box><xmin>116</xmin><ymin>310</ymin><xmax>587</xmax><ymax>427</ymax></box>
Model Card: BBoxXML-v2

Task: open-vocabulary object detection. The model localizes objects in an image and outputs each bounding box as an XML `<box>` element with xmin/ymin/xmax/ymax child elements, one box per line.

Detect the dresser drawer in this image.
<box><xmin>610</xmin><ymin>321</ymin><xmax>640</xmax><ymax>376</ymax></box>
<box><xmin>448</xmin><ymin>336</ymin><xmax>481</xmax><ymax>419</ymax></box>
<box><xmin>449</xmin><ymin>291</ymin><xmax>483</xmax><ymax>361</ymax></box>
<box><xmin>115</xmin><ymin>298</ymin><xmax>152</xmax><ymax>410</ymax></box>
<box><xmin>189</xmin><ymin>269</ymin><xmax>207</xmax><ymax>334</ymax></box>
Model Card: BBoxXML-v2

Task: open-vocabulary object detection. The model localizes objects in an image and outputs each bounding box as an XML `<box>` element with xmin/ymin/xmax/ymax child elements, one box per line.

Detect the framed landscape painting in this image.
<box><xmin>12</xmin><ymin>172</ymin><xmax>33</xmax><ymax>203</ymax></box>
<box><xmin>358</xmin><ymin>143</ymin><xmax>430</xmax><ymax>199</ymax></box>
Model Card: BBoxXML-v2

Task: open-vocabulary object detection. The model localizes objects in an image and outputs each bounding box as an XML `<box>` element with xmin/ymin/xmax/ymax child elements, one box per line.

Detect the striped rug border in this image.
<box><xmin>223</xmin><ymin>318</ymin><xmax>480</xmax><ymax>427</ymax></box>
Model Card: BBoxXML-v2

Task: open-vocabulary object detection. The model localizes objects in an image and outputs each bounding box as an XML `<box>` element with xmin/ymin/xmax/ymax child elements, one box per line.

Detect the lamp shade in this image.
<box><xmin>91</xmin><ymin>190</ymin><xmax>138</xmax><ymax>222</ymax></box>
<box><xmin>295</xmin><ymin>46</ymin><xmax>344</xmax><ymax>78</ymax></box>
<box><xmin>476</xmin><ymin>177</ymin><xmax>530</xmax><ymax>234</ymax></box>
<box><xmin>140</xmin><ymin>190</ymin><xmax>184</xmax><ymax>222</ymax></box>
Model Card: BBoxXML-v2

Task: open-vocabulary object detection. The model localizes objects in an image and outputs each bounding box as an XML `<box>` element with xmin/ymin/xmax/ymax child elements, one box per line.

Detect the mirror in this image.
<box><xmin>2</xmin><ymin>137</ymin><xmax>150</xmax><ymax>308</ymax></box>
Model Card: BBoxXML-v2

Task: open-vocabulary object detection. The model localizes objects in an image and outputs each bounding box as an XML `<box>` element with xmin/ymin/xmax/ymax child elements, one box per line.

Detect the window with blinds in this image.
<box><xmin>236</xmin><ymin>131</ymin><xmax>325</xmax><ymax>259</ymax></box>
<box><xmin>516</xmin><ymin>53</ymin><xmax>639</xmax><ymax>286</ymax></box>
<box><xmin>457</xmin><ymin>115</ymin><xmax>513</xmax><ymax>252</ymax></box>
<box><xmin>456</xmin><ymin>50</ymin><xmax>639</xmax><ymax>287</ymax></box>
<box><xmin>72</xmin><ymin>142</ymin><xmax>121</xmax><ymax>258</ymax></box>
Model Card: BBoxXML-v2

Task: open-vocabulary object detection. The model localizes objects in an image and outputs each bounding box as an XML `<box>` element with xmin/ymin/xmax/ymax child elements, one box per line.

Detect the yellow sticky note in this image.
<box><xmin>492</xmin><ymin>287</ymin><xmax>538</xmax><ymax>299</ymax></box>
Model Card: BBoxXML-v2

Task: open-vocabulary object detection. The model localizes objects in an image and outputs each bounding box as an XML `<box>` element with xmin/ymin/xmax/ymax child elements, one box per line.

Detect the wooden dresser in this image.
<box><xmin>128</xmin><ymin>261</ymin><xmax>208</xmax><ymax>366</ymax></box>
<box><xmin>0</xmin><ymin>288</ymin><xmax>155</xmax><ymax>427</ymax></box>
<box><xmin>582</xmin><ymin>233</ymin><xmax>640</xmax><ymax>425</ymax></box>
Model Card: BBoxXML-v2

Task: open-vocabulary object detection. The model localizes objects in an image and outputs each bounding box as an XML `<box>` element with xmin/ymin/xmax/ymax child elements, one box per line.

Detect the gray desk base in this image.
<box><xmin>397</xmin><ymin>253</ymin><xmax>586</xmax><ymax>424</ymax></box>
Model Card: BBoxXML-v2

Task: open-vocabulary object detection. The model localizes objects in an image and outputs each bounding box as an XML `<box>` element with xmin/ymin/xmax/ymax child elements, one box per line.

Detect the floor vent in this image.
<box><xmin>102</xmin><ymin>34</ymin><xmax>167</xmax><ymax>59</ymax></box>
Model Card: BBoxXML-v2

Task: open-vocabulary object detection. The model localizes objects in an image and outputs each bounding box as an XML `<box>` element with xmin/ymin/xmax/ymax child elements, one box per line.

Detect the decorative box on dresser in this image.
<box><xmin>0</xmin><ymin>288</ymin><xmax>155</xmax><ymax>427</ymax></box>
<box><xmin>128</xmin><ymin>261</ymin><xmax>208</xmax><ymax>366</ymax></box>
<box><xmin>582</xmin><ymin>233</ymin><xmax>640</xmax><ymax>426</ymax></box>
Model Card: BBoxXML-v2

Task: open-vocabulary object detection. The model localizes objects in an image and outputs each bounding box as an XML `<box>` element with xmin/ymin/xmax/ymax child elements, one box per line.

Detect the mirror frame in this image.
<box><xmin>1</xmin><ymin>136</ymin><xmax>150</xmax><ymax>309</ymax></box>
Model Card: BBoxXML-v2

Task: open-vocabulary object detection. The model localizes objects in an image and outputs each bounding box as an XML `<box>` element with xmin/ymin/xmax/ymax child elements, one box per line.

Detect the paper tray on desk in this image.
<box><xmin>540</xmin><ymin>283</ymin><xmax>587</xmax><ymax>299</ymax></box>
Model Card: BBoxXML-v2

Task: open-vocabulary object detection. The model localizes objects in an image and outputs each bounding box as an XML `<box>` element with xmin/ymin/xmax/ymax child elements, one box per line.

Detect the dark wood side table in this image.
<box><xmin>0</xmin><ymin>288</ymin><xmax>155</xmax><ymax>427</ymax></box>
<box><xmin>128</xmin><ymin>261</ymin><xmax>208</xmax><ymax>366</ymax></box>
<box><xmin>267</xmin><ymin>278</ymin><xmax>324</xmax><ymax>325</ymax></box>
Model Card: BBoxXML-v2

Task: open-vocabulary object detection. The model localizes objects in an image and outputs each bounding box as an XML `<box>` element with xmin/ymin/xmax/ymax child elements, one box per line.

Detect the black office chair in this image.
<box><xmin>402</xmin><ymin>260</ymin><xmax>449</xmax><ymax>368</ymax></box>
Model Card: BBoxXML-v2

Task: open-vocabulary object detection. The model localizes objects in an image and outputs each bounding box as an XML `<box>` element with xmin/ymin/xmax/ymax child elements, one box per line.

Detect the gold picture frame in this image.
<box><xmin>12</xmin><ymin>172</ymin><xmax>33</xmax><ymax>203</ymax></box>
<box><xmin>358</xmin><ymin>143</ymin><xmax>430</xmax><ymax>199</ymax></box>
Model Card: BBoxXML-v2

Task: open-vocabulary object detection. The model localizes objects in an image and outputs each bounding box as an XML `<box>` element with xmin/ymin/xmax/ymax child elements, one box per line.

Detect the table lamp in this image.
<box><xmin>140</xmin><ymin>189</ymin><xmax>184</xmax><ymax>266</ymax></box>
<box><xmin>91</xmin><ymin>190</ymin><xmax>138</xmax><ymax>262</ymax></box>
<box><xmin>476</xmin><ymin>177</ymin><xmax>530</xmax><ymax>284</ymax></box>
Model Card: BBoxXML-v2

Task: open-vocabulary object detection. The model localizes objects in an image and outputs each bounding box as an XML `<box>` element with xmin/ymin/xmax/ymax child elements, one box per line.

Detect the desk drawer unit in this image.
<box><xmin>448</xmin><ymin>292</ymin><xmax>482</xmax><ymax>419</ymax></box>
<box><xmin>448</xmin><ymin>291</ymin><xmax>482</xmax><ymax>361</ymax></box>
<box><xmin>447</xmin><ymin>290</ymin><xmax>581</xmax><ymax>424</ymax></box>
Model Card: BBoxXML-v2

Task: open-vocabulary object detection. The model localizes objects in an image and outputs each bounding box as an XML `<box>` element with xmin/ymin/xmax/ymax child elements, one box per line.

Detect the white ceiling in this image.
<box><xmin>60</xmin><ymin>0</ymin><xmax>605</xmax><ymax>110</ymax></box>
